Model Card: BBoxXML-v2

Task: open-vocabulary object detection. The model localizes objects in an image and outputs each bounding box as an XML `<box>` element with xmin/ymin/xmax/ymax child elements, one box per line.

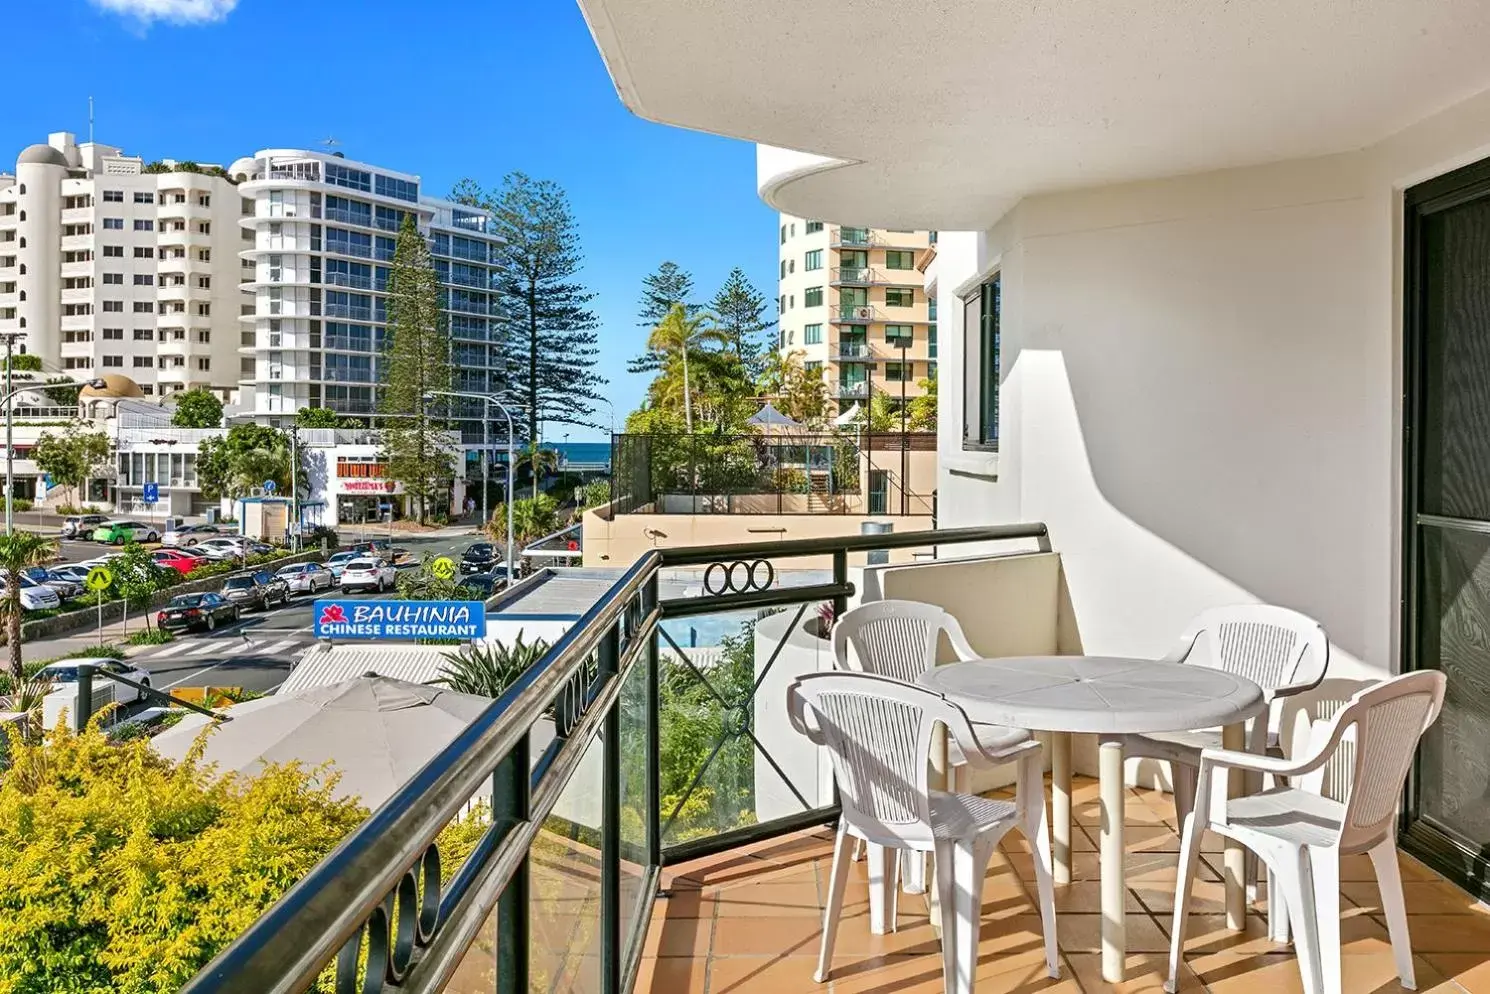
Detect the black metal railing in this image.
<box><xmin>177</xmin><ymin>523</ymin><xmax>1049</xmax><ymax>994</ymax></box>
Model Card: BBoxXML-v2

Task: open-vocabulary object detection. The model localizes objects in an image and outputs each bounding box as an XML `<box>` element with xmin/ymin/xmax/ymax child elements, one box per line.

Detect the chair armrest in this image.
<box><xmin>785</xmin><ymin>683</ymin><xmax>828</xmax><ymax>745</ymax></box>
<box><xmin>1197</xmin><ymin>744</ymin><xmax>1330</xmax><ymax>779</ymax></box>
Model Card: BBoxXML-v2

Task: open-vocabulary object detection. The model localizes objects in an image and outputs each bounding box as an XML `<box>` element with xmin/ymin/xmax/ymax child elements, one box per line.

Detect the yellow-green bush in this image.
<box><xmin>0</xmin><ymin>720</ymin><xmax>368</xmax><ymax>994</ymax></box>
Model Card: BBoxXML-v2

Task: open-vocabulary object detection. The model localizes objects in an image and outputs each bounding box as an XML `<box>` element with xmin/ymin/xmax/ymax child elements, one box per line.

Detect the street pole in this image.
<box><xmin>482</xmin><ymin>411</ymin><xmax>489</xmax><ymax>534</ymax></box>
<box><xmin>289</xmin><ymin>424</ymin><xmax>299</xmax><ymax>550</ymax></box>
<box><xmin>899</xmin><ymin>339</ymin><xmax>910</xmax><ymax>515</ymax></box>
<box><xmin>425</xmin><ymin>390</ymin><xmax>516</xmax><ymax>582</ymax></box>
<box><xmin>3</xmin><ymin>334</ymin><xmax>15</xmax><ymax>535</ymax></box>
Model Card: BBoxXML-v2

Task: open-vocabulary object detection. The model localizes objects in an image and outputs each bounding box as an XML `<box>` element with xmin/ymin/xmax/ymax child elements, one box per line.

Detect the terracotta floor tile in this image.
<box><xmin>632</xmin><ymin>955</ymin><xmax>711</xmax><ymax>994</ymax></box>
<box><xmin>644</xmin><ymin>914</ymin><xmax>715</xmax><ymax>958</ymax></box>
<box><xmin>1341</xmin><ymin>879</ymin><xmax>1490</xmax><ymax>917</ymax></box>
<box><xmin>826</xmin><ymin>915</ymin><xmax>944</xmax><ymax>959</ymax></box>
<box><xmin>1046</xmin><ymin>914</ymin><xmax>1171</xmax><ymax>955</ymax></box>
<box><xmin>1065</xmin><ymin>951</ymin><xmax>1206</xmax><ymax>992</ymax></box>
<box><xmin>823</xmin><ymin>954</ymin><xmax>949</xmax><ymax>994</ymax></box>
<box><xmin>713</xmin><ymin>880</ymin><xmax>823</xmax><ymax>917</ymax></box>
<box><xmin>710</xmin><ymin>914</ymin><xmax>824</xmax><ymax>957</ymax></box>
<box><xmin>1421</xmin><ymin>953</ymin><xmax>1490</xmax><ymax>994</ymax></box>
<box><xmin>1191</xmin><ymin>948</ymin><xmax>1452</xmax><ymax>994</ymax></box>
<box><xmin>1052</xmin><ymin>880</ymin><xmax>1144</xmax><ymax>914</ymax></box>
<box><xmin>706</xmin><ymin>954</ymin><xmax>825</xmax><ymax>994</ymax></box>
<box><xmin>657</xmin><ymin>889</ymin><xmax>716</xmax><ymax>919</ymax></box>
<box><xmin>1132</xmin><ymin>875</ymin><xmax>1246</xmax><ymax>917</ymax></box>
<box><xmin>1396</xmin><ymin>912</ymin><xmax>1490</xmax><ymax>953</ymax></box>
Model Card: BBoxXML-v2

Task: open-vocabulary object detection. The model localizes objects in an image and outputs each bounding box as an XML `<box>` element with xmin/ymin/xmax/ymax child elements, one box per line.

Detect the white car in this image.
<box><xmin>162</xmin><ymin>524</ymin><xmax>224</xmax><ymax>548</ymax></box>
<box><xmin>193</xmin><ymin>537</ymin><xmax>252</xmax><ymax>560</ymax></box>
<box><xmin>338</xmin><ymin>557</ymin><xmax>397</xmax><ymax>593</ymax></box>
<box><xmin>36</xmin><ymin>657</ymin><xmax>152</xmax><ymax>703</ymax></box>
<box><xmin>0</xmin><ymin>576</ymin><xmax>61</xmax><ymax>612</ymax></box>
<box><xmin>276</xmin><ymin>561</ymin><xmax>335</xmax><ymax>594</ymax></box>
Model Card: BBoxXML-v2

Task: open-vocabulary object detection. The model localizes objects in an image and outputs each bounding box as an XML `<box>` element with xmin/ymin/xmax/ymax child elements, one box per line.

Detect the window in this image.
<box><xmin>196</xmin><ymin>248</ymin><xmax>211</xmax><ymax>262</ymax></box>
<box><xmin>102</xmin><ymin>300</ymin><xmax>124</xmax><ymax>313</ymax></box>
<box><xmin>102</xmin><ymin>355</ymin><xmax>123</xmax><ymax>368</ymax></box>
<box><xmin>196</xmin><ymin>275</ymin><xmax>211</xmax><ymax>289</ymax></box>
<box><xmin>780</xmin><ymin>260</ymin><xmax>787</xmax><ymax>279</ymax></box>
<box><xmin>102</xmin><ymin>328</ymin><xmax>123</xmax><ymax>340</ymax></box>
<box><xmin>102</xmin><ymin>218</ymin><xmax>124</xmax><ymax>230</ymax></box>
<box><xmin>803</xmin><ymin>323</ymin><xmax>823</xmax><ymax>345</ymax></box>
<box><xmin>326</xmin><ymin>163</ymin><xmax>372</xmax><ymax>192</ymax></box>
<box><xmin>133</xmin><ymin>192</ymin><xmax>154</xmax><ymax>204</ymax></box>
<box><xmin>963</xmin><ymin>275</ymin><xmax>1000</xmax><ymax>449</ymax></box>
<box><xmin>804</xmin><ymin>286</ymin><xmax>824</xmax><ymax>307</ymax></box>
<box><xmin>374</xmin><ymin>175</ymin><xmax>418</xmax><ymax>202</ymax></box>
<box><xmin>885</xmin><ymin>362</ymin><xmax>912</xmax><ymax>382</ymax></box>
<box><xmin>780</xmin><ymin>224</ymin><xmax>788</xmax><ymax>244</ymax></box>
<box><xmin>133</xmin><ymin>219</ymin><xmax>154</xmax><ymax>231</ymax></box>
<box><xmin>806</xmin><ymin>220</ymin><xmax>824</xmax><ymax>234</ymax></box>
<box><xmin>195</xmin><ymin>303</ymin><xmax>210</xmax><ymax>316</ymax></box>
<box><xmin>805</xmin><ymin>249</ymin><xmax>823</xmax><ymax>271</ymax></box>
<box><xmin>789</xmin><ymin>260</ymin><xmax>795</xmax><ymax>274</ymax></box>
<box><xmin>805</xmin><ymin>360</ymin><xmax>822</xmax><ymax>374</ymax></box>
<box><xmin>196</xmin><ymin>358</ymin><xmax>211</xmax><ymax>371</ymax></box>
<box><xmin>102</xmin><ymin>190</ymin><xmax>124</xmax><ymax>202</ymax></box>
<box><xmin>133</xmin><ymin>274</ymin><xmax>154</xmax><ymax>286</ymax></box>
<box><xmin>133</xmin><ymin>301</ymin><xmax>154</xmax><ymax>313</ymax></box>
<box><xmin>885</xmin><ymin>324</ymin><xmax>914</xmax><ymax>346</ymax></box>
<box><xmin>195</xmin><ymin>221</ymin><xmax>211</xmax><ymax>234</ymax></box>
<box><xmin>103</xmin><ymin>245</ymin><xmax>124</xmax><ymax>257</ymax></box>
<box><xmin>133</xmin><ymin>329</ymin><xmax>153</xmax><ymax>341</ymax></box>
<box><xmin>885</xmin><ymin>250</ymin><xmax>915</xmax><ymax>270</ymax></box>
<box><xmin>134</xmin><ymin>247</ymin><xmax>154</xmax><ymax>258</ymax></box>
<box><xmin>195</xmin><ymin>330</ymin><xmax>211</xmax><ymax>344</ymax></box>
<box><xmin>197</xmin><ymin>194</ymin><xmax>211</xmax><ymax>207</ymax></box>
<box><xmin>779</xmin><ymin>295</ymin><xmax>786</xmax><ymax>313</ymax></box>
<box><xmin>102</xmin><ymin>273</ymin><xmax>123</xmax><ymax>285</ymax></box>
<box><xmin>885</xmin><ymin>287</ymin><xmax>915</xmax><ymax>307</ymax></box>
<box><xmin>132</xmin><ymin>356</ymin><xmax>153</xmax><ymax>368</ymax></box>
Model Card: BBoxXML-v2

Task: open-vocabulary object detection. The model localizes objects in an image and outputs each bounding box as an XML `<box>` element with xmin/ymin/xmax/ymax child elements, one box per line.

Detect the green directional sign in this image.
<box><xmin>429</xmin><ymin>556</ymin><xmax>457</xmax><ymax>581</ymax></box>
<box><xmin>85</xmin><ymin>566</ymin><xmax>114</xmax><ymax>592</ymax></box>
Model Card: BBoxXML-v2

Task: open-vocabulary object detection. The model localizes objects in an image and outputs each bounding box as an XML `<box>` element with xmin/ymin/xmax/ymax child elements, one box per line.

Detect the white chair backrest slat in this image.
<box><xmin>1180</xmin><ymin>605</ymin><xmax>1330</xmax><ymax>703</ymax></box>
<box><xmin>834</xmin><ymin>599</ymin><xmax>977</xmax><ymax>682</ymax></box>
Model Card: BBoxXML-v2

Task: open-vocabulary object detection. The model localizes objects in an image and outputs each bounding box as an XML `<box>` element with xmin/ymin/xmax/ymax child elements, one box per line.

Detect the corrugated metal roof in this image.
<box><xmin>280</xmin><ymin>644</ymin><xmax>457</xmax><ymax>695</ymax></box>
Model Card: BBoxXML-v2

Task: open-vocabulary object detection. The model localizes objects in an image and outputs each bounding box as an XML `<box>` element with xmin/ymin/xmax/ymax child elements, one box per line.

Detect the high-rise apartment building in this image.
<box><xmin>775</xmin><ymin>215</ymin><xmax>935</xmax><ymax>418</ymax></box>
<box><xmin>230</xmin><ymin>149</ymin><xmax>505</xmax><ymax>447</ymax></box>
<box><xmin>0</xmin><ymin>132</ymin><xmax>244</xmax><ymax>394</ymax></box>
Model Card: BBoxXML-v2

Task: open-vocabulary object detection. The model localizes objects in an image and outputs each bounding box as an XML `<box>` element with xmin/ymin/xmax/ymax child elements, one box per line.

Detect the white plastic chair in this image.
<box><xmin>1165</xmin><ymin>670</ymin><xmax>1447</xmax><ymax>994</ymax></box>
<box><xmin>788</xmin><ymin>672</ymin><xmax>1058</xmax><ymax>994</ymax></box>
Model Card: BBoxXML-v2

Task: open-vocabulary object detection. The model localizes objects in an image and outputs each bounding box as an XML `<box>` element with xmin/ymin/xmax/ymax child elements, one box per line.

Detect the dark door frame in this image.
<box><xmin>1400</xmin><ymin>155</ymin><xmax>1490</xmax><ymax>899</ymax></box>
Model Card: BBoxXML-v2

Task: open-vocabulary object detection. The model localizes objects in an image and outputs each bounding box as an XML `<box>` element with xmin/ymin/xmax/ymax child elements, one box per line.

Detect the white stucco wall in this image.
<box><xmin>933</xmin><ymin>85</ymin><xmax>1490</xmax><ymax>684</ymax></box>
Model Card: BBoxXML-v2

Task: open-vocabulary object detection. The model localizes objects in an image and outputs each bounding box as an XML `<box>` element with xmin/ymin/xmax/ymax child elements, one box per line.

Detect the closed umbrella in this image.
<box><xmin>151</xmin><ymin>674</ymin><xmax>491</xmax><ymax>807</ymax></box>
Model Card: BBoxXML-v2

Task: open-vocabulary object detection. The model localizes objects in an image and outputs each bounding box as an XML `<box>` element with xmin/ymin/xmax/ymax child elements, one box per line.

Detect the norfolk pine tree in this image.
<box><xmin>709</xmin><ymin>267</ymin><xmax>772</xmax><ymax>381</ymax></box>
<box><xmin>459</xmin><ymin>173</ymin><xmax>604</xmax><ymax>471</ymax></box>
<box><xmin>628</xmin><ymin>261</ymin><xmax>697</xmax><ymax>374</ymax></box>
<box><xmin>380</xmin><ymin>215</ymin><xmax>454</xmax><ymax>524</ymax></box>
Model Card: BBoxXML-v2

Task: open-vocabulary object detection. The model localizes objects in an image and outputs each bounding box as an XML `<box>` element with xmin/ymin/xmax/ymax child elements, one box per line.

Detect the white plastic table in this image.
<box><xmin>917</xmin><ymin>655</ymin><xmax>1266</xmax><ymax>983</ymax></box>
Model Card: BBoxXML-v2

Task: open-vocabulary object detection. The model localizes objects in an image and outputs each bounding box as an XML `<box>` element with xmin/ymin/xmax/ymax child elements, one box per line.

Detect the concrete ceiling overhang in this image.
<box><xmin>578</xmin><ymin>0</ymin><xmax>1490</xmax><ymax>229</ymax></box>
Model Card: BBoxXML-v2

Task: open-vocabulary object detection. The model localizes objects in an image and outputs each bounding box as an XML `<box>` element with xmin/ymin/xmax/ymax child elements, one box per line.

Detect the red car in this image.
<box><xmin>152</xmin><ymin>548</ymin><xmax>206</xmax><ymax>576</ymax></box>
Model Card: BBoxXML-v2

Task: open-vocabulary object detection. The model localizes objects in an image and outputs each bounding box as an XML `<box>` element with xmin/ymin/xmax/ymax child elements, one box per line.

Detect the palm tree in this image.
<box><xmin>437</xmin><ymin>634</ymin><xmax>551</xmax><ymax>698</ymax></box>
<box><xmin>0</xmin><ymin>531</ymin><xmax>57</xmax><ymax>682</ymax></box>
<box><xmin>520</xmin><ymin>444</ymin><xmax>560</xmax><ymax>499</ymax></box>
<box><xmin>647</xmin><ymin>303</ymin><xmax>727</xmax><ymax>434</ymax></box>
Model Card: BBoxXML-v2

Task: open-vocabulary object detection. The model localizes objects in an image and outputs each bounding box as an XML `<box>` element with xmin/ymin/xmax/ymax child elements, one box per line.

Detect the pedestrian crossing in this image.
<box><xmin>145</xmin><ymin>637</ymin><xmax>308</xmax><ymax>660</ymax></box>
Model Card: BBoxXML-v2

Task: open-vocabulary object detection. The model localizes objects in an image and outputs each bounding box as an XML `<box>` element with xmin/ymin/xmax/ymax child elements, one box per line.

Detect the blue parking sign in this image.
<box><xmin>142</xmin><ymin>482</ymin><xmax>159</xmax><ymax>504</ymax></box>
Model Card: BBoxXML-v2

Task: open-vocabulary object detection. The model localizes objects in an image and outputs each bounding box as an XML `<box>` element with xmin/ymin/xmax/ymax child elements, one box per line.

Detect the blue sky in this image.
<box><xmin>5</xmin><ymin>0</ymin><xmax>778</xmax><ymax>441</ymax></box>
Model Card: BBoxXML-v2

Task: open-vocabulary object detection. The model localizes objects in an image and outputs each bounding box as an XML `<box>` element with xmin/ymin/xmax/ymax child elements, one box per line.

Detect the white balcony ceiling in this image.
<box><xmin>578</xmin><ymin>0</ymin><xmax>1490</xmax><ymax>229</ymax></box>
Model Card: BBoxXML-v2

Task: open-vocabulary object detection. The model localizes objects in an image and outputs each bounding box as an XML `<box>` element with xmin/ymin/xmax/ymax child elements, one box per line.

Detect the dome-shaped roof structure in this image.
<box><xmin>16</xmin><ymin>144</ymin><xmax>68</xmax><ymax>168</ymax></box>
<box><xmin>228</xmin><ymin>156</ymin><xmax>257</xmax><ymax>182</ymax></box>
<box><xmin>79</xmin><ymin>374</ymin><xmax>145</xmax><ymax>400</ymax></box>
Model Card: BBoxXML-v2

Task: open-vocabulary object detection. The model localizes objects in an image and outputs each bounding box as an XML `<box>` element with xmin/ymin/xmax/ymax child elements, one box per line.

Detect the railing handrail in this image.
<box><xmin>182</xmin><ymin>523</ymin><xmax>1050</xmax><ymax>993</ymax></box>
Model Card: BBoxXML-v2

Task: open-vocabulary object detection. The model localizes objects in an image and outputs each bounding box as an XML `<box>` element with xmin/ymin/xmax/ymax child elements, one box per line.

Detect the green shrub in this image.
<box><xmin>436</xmin><ymin>634</ymin><xmax>550</xmax><ymax>699</ymax></box>
<box><xmin>125</xmin><ymin>627</ymin><xmax>173</xmax><ymax>646</ymax></box>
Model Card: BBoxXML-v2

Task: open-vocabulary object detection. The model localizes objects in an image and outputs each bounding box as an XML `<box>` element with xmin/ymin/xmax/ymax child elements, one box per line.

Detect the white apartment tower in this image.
<box><xmin>0</xmin><ymin>132</ymin><xmax>245</xmax><ymax>394</ymax></box>
<box><xmin>229</xmin><ymin>149</ymin><xmax>506</xmax><ymax>446</ymax></box>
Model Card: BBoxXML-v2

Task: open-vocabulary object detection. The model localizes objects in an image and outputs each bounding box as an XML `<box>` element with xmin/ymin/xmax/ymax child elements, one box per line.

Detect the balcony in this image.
<box><xmin>834</xmin><ymin>339</ymin><xmax>879</xmax><ymax>361</ymax></box>
<box><xmin>831</xmin><ymin>266</ymin><xmax>879</xmax><ymax>286</ymax></box>
<box><xmin>833</xmin><ymin>304</ymin><xmax>878</xmax><ymax>324</ymax></box>
<box><xmin>323</xmin><ymin>271</ymin><xmax>373</xmax><ymax>290</ymax></box>
<box><xmin>832</xmin><ymin>226</ymin><xmax>873</xmax><ymax>247</ymax></box>
<box><xmin>836</xmin><ymin>380</ymin><xmax>869</xmax><ymax>398</ymax></box>
<box><xmin>325</xmin><ymin>207</ymin><xmax>375</xmax><ymax>228</ymax></box>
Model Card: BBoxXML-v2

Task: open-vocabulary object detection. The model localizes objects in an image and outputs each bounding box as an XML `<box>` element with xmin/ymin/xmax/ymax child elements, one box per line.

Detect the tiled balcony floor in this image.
<box><xmin>637</xmin><ymin>778</ymin><xmax>1490</xmax><ymax>994</ymax></box>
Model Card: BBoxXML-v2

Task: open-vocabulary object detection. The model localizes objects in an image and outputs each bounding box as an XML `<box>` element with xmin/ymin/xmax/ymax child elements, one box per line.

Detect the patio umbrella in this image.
<box><xmin>833</xmin><ymin>402</ymin><xmax>862</xmax><ymax>427</ymax></box>
<box><xmin>150</xmin><ymin>674</ymin><xmax>491</xmax><ymax>807</ymax></box>
<box><xmin>746</xmin><ymin>402</ymin><xmax>802</xmax><ymax>432</ymax></box>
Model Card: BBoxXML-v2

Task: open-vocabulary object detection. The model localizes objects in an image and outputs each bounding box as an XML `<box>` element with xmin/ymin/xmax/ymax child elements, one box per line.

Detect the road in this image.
<box><xmin>26</xmin><ymin>531</ymin><xmax>483</xmax><ymax>698</ymax></box>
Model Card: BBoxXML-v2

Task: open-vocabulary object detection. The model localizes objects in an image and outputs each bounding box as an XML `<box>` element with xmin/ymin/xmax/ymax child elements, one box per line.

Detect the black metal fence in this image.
<box><xmin>178</xmin><ymin>522</ymin><xmax>1050</xmax><ymax>994</ymax></box>
<box><xmin>610</xmin><ymin>432</ymin><xmax>937</xmax><ymax>516</ymax></box>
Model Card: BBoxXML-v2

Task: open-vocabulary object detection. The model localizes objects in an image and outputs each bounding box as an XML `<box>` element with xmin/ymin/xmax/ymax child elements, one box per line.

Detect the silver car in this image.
<box><xmin>338</xmin><ymin>557</ymin><xmax>397</xmax><ymax>593</ymax></box>
<box><xmin>275</xmin><ymin>561</ymin><xmax>335</xmax><ymax>594</ymax></box>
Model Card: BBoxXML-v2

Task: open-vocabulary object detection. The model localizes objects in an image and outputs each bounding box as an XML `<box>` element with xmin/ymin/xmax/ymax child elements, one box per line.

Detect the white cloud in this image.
<box><xmin>89</xmin><ymin>0</ymin><xmax>239</xmax><ymax>27</ymax></box>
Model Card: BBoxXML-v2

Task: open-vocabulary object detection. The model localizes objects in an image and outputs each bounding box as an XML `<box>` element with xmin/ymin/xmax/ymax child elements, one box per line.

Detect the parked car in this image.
<box><xmin>0</xmin><ymin>576</ymin><xmax>61</xmax><ymax>612</ymax></box>
<box><xmin>456</xmin><ymin>567</ymin><xmax>514</xmax><ymax>597</ymax></box>
<box><xmin>351</xmin><ymin>539</ymin><xmax>409</xmax><ymax>564</ymax></box>
<box><xmin>35</xmin><ymin>658</ymin><xmax>152</xmax><ymax>703</ymax></box>
<box><xmin>161</xmin><ymin>524</ymin><xmax>223</xmax><ymax>548</ymax></box>
<box><xmin>252</xmin><ymin>569</ymin><xmax>291</xmax><ymax>604</ymax></box>
<box><xmin>460</xmin><ymin>542</ymin><xmax>498</xmax><ymax>575</ymax></box>
<box><xmin>91</xmin><ymin>520</ymin><xmax>159</xmax><ymax>545</ymax></box>
<box><xmin>193</xmin><ymin>537</ymin><xmax>252</xmax><ymax>561</ymax></box>
<box><xmin>48</xmin><ymin>564</ymin><xmax>92</xmax><ymax>586</ymax></box>
<box><xmin>60</xmin><ymin>513</ymin><xmax>108</xmax><ymax>539</ymax></box>
<box><xmin>152</xmin><ymin>548</ymin><xmax>206</xmax><ymax>576</ymax></box>
<box><xmin>275</xmin><ymin>561</ymin><xmax>335</xmax><ymax>594</ymax></box>
<box><xmin>338</xmin><ymin>557</ymin><xmax>398</xmax><ymax>593</ymax></box>
<box><xmin>325</xmin><ymin>551</ymin><xmax>360</xmax><ymax>579</ymax></box>
<box><xmin>21</xmin><ymin>566</ymin><xmax>81</xmax><ymax>600</ymax></box>
<box><xmin>220</xmin><ymin>573</ymin><xmax>289</xmax><ymax>611</ymax></box>
<box><xmin>157</xmin><ymin>592</ymin><xmax>240</xmax><ymax>632</ymax></box>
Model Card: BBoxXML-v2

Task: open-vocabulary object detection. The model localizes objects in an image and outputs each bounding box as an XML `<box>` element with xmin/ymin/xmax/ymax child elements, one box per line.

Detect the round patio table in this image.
<box><xmin>917</xmin><ymin>655</ymin><xmax>1265</xmax><ymax>983</ymax></box>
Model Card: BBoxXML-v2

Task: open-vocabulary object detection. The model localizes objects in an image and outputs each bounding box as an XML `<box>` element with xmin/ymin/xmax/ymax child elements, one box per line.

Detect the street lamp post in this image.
<box><xmin>425</xmin><ymin>390</ymin><xmax>516</xmax><ymax>581</ymax></box>
<box><xmin>4</xmin><ymin>377</ymin><xmax>106</xmax><ymax>534</ymax></box>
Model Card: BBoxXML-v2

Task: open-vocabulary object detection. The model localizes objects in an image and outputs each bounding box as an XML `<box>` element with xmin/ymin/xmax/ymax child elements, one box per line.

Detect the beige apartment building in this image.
<box><xmin>775</xmin><ymin>215</ymin><xmax>935</xmax><ymax>419</ymax></box>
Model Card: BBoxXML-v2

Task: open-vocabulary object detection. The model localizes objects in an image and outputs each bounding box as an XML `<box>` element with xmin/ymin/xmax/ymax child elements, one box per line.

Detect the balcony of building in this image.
<box><xmin>832</xmin><ymin>304</ymin><xmax>878</xmax><ymax>325</ymax></box>
<box><xmin>831</xmin><ymin>266</ymin><xmax>881</xmax><ymax>287</ymax></box>
<box><xmin>833</xmin><ymin>338</ymin><xmax>882</xmax><ymax>362</ymax></box>
<box><xmin>832</xmin><ymin>226</ymin><xmax>874</xmax><ymax>248</ymax></box>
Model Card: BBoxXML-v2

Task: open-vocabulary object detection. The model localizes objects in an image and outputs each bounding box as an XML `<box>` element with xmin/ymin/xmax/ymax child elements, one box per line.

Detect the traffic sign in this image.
<box><xmin>263</xmin><ymin>479</ymin><xmax>277</xmax><ymax>493</ymax></box>
<box><xmin>429</xmin><ymin>556</ymin><xmax>457</xmax><ymax>580</ymax></box>
<box><xmin>142</xmin><ymin>482</ymin><xmax>159</xmax><ymax>504</ymax></box>
<box><xmin>85</xmin><ymin>566</ymin><xmax>113</xmax><ymax>592</ymax></box>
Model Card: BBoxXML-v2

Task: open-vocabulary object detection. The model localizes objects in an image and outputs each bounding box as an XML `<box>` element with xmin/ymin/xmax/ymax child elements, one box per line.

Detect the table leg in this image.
<box><xmin>1222</xmin><ymin>721</ymin><xmax>1246</xmax><ymax>930</ymax></box>
<box><xmin>1099</xmin><ymin>738</ymin><xmax>1126</xmax><ymax>983</ymax></box>
<box><xmin>1051</xmin><ymin>731</ymin><xmax>1072</xmax><ymax>886</ymax></box>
